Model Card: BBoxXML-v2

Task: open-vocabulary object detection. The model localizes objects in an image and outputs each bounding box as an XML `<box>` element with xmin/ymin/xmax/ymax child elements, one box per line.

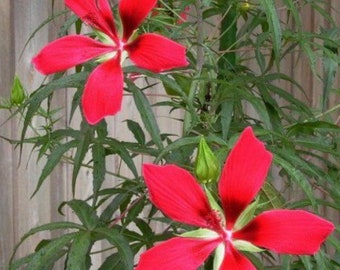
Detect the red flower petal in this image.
<box><xmin>233</xmin><ymin>210</ymin><xmax>335</xmax><ymax>254</ymax></box>
<box><xmin>220</xmin><ymin>243</ymin><xmax>256</xmax><ymax>270</ymax></box>
<box><xmin>65</xmin><ymin>0</ymin><xmax>117</xmax><ymax>40</ymax></box>
<box><xmin>218</xmin><ymin>127</ymin><xmax>273</xmax><ymax>229</ymax></box>
<box><xmin>32</xmin><ymin>35</ymin><xmax>113</xmax><ymax>75</ymax></box>
<box><xmin>125</xmin><ymin>33</ymin><xmax>188</xmax><ymax>72</ymax></box>
<box><xmin>136</xmin><ymin>237</ymin><xmax>220</xmax><ymax>270</ymax></box>
<box><xmin>82</xmin><ymin>57</ymin><xmax>123</xmax><ymax>125</ymax></box>
<box><xmin>119</xmin><ymin>0</ymin><xmax>157</xmax><ymax>42</ymax></box>
<box><xmin>143</xmin><ymin>164</ymin><xmax>220</xmax><ymax>229</ymax></box>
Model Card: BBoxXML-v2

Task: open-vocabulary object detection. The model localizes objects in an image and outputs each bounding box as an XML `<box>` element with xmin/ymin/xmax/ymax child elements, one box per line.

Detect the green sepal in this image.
<box><xmin>233</xmin><ymin>240</ymin><xmax>264</xmax><ymax>253</ymax></box>
<box><xmin>213</xmin><ymin>243</ymin><xmax>225</xmax><ymax>270</ymax></box>
<box><xmin>233</xmin><ymin>197</ymin><xmax>259</xmax><ymax>231</ymax></box>
<box><xmin>179</xmin><ymin>228</ymin><xmax>218</xmax><ymax>239</ymax></box>
<box><xmin>204</xmin><ymin>186</ymin><xmax>224</xmax><ymax>215</ymax></box>
<box><xmin>94</xmin><ymin>30</ymin><xmax>112</xmax><ymax>44</ymax></box>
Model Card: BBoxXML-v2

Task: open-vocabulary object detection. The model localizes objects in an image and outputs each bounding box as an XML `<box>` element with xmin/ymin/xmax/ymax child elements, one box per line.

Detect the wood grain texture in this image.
<box><xmin>0</xmin><ymin>0</ymin><xmax>15</xmax><ymax>268</ymax></box>
<box><xmin>0</xmin><ymin>0</ymin><xmax>338</xmax><ymax>268</ymax></box>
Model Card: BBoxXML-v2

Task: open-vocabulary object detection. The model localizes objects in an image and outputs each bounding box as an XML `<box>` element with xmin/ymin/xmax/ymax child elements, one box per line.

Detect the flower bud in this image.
<box><xmin>238</xmin><ymin>2</ymin><xmax>251</xmax><ymax>13</ymax></box>
<box><xmin>195</xmin><ymin>137</ymin><xmax>220</xmax><ymax>184</ymax></box>
<box><xmin>10</xmin><ymin>75</ymin><xmax>25</xmax><ymax>105</ymax></box>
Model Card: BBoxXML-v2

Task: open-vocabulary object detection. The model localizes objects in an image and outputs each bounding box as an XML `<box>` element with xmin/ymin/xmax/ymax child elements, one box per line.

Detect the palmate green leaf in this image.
<box><xmin>287</xmin><ymin>121</ymin><xmax>340</xmax><ymax>136</ymax></box>
<box><xmin>310</xmin><ymin>1</ymin><xmax>335</xmax><ymax>26</ymax></box>
<box><xmin>124</xmin><ymin>197</ymin><xmax>145</xmax><ymax>225</ymax></box>
<box><xmin>328</xmin><ymin>235</ymin><xmax>340</xmax><ymax>261</ymax></box>
<box><xmin>161</xmin><ymin>73</ymin><xmax>190</xmax><ymax>98</ymax></box>
<box><xmin>105</xmin><ymin>138</ymin><xmax>138</xmax><ymax>178</ymax></box>
<box><xmin>217</xmin><ymin>1</ymin><xmax>237</xmax><ymax>140</ymax></box>
<box><xmin>33</xmin><ymin>128</ymin><xmax>81</xmax><ymax>162</ymax></box>
<box><xmin>300</xmin><ymin>255</ymin><xmax>313</xmax><ymax>270</ymax></box>
<box><xmin>32</xmin><ymin>140</ymin><xmax>78</xmax><ymax>197</ymax></box>
<box><xmin>134</xmin><ymin>218</ymin><xmax>154</xmax><ymax>248</ymax></box>
<box><xmin>322</xmin><ymin>27</ymin><xmax>340</xmax><ymax>110</ymax></box>
<box><xmin>240</xmin><ymin>90</ymin><xmax>272</xmax><ymax>130</ymax></box>
<box><xmin>92</xmin><ymin>140</ymin><xmax>106</xmax><ymax>203</ymax></box>
<box><xmin>315</xmin><ymin>250</ymin><xmax>333</xmax><ymax>270</ymax></box>
<box><xmin>120</xmin><ymin>226</ymin><xmax>145</xmax><ymax>243</ymax></box>
<box><xmin>100</xmin><ymin>193</ymin><xmax>132</xmax><ymax>223</ymax></box>
<box><xmin>25</xmin><ymin>232</ymin><xmax>78</xmax><ymax>270</ymax></box>
<box><xmin>129</xmin><ymin>81</ymin><xmax>163</xmax><ymax>150</ymax></box>
<box><xmin>126</xmin><ymin>120</ymin><xmax>145</xmax><ymax>144</ymax></box>
<box><xmin>59</xmin><ymin>14</ymin><xmax>79</xmax><ymax>37</ymax></box>
<box><xmin>288</xmin><ymin>198</ymin><xmax>340</xmax><ymax>211</ymax></box>
<box><xmin>265</xmin><ymin>83</ymin><xmax>313</xmax><ymax>118</ymax></box>
<box><xmin>244</xmin><ymin>252</ymin><xmax>266</xmax><ymax>270</ymax></box>
<box><xmin>72</xmin><ymin>121</ymin><xmax>94</xmax><ymax>195</ymax></box>
<box><xmin>256</xmin><ymin>81</ymin><xmax>284</xmax><ymax>132</ymax></box>
<box><xmin>273</xmin><ymin>153</ymin><xmax>317</xmax><ymax>208</ymax></box>
<box><xmin>19</xmin><ymin>72</ymin><xmax>88</xmax><ymax>155</ymax></box>
<box><xmin>220</xmin><ymin>100</ymin><xmax>234</xmax><ymax>140</ymax></box>
<box><xmin>98</xmin><ymin>253</ymin><xmax>126</xmax><ymax>270</ymax></box>
<box><xmin>156</xmin><ymin>133</ymin><xmax>227</xmax><ymax>163</ymax></box>
<box><xmin>9</xmin><ymin>253</ymin><xmax>35</xmax><ymax>270</ymax></box>
<box><xmin>259</xmin><ymin>0</ymin><xmax>282</xmax><ymax>65</ymax></box>
<box><xmin>260</xmin><ymin>181</ymin><xmax>285</xmax><ymax>209</ymax></box>
<box><xmin>9</xmin><ymin>221</ymin><xmax>86</xmax><ymax>266</ymax></box>
<box><xmin>263</xmin><ymin>72</ymin><xmax>306</xmax><ymax>96</ymax></box>
<box><xmin>302</xmin><ymin>38</ymin><xmax>318</xmax><ymax>77</ymax></box>
<box><xmin>67</xmin><ymin>200</ymin><xmax>101</xmax><ymax>230</ymax></box>
<box><xmin>92</xmin><ymin>122</ymin><xmax>107</xmax><ymax>204</ymax></box>
<box><xmin>283</xmin><ymin>0</ymin><xmax>302</xmax><ymax>31</ymax></box>
<box><xmin>94</xmin><ymin>228</ymin><xmax>134</xmax><ymax>270</ymax></box>
<box><xmin>255</xmin><ymin>32</ymin><xmax>270</xmax><ymax>73</ymax></box>
<box><xmin>66</xmin><ymin>231</ymin><xmax>92</xmax><ymax>270</ymax></box>
<box><xmin>294</xmin><ymin>138</ymin><xmax>339</xmax><ymax>157</ymax></box>
<box><xmin>155</xmin><ymin>136</ymin><xmax>201</xmax><ymax>163</ymax></box>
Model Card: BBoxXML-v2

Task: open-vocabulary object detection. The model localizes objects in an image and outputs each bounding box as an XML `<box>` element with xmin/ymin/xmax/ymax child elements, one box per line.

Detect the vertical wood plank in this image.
<box><xmin>10</xmin><ymin>0</ymin><xmax>68</xmax><ymax>263</ymax></box>
<box><xmin>0</xmin><ymin>0</ymin><xmax>15</xmax><ymax>267</ymax></box>
<box><xmin>0</xmin><ymin>1</ymin><xmax>338</xmax><ymax>269</ymax></box>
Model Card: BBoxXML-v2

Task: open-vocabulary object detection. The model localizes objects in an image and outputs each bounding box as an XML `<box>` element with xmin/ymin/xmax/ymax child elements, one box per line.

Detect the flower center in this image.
<box><xmin>222</xmin><ymin>229</ymin><xmax>233</xmax><ymax>242</ymax></box>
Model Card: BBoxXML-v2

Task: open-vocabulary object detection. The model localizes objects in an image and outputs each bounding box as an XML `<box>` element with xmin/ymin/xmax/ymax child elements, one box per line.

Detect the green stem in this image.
<box><xmin>195</xmin><ymin>0</ymin><xmax>204</xmax><ymax>71</ymax></box>
<box><xmin>285</xmin><ymin>103</ymin><xmax>340</xmax><ymax>129</ymax></box>
<box><xmin>217</xmin><ymin>1</ymin><xmax>238</xmax><ymax>139</ymax></box>
<box><xmin>217</xmin><ymin>0</ymin><xmax>237</xmax><ymax>76</ymax></box>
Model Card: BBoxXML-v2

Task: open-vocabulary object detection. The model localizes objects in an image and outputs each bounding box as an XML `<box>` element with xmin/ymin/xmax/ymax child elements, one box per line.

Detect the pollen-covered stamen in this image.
<box><xmin>204</xmin><ymin>210</ymin><xmax>225</xmax><ymax>232</ymax></box>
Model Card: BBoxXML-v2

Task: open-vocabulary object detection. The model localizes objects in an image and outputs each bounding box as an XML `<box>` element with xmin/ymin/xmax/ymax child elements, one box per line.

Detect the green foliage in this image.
<box><xmin>2</xmin><ymin>0</ymin><xmax>339</xmax><ymax>269</ymax></box>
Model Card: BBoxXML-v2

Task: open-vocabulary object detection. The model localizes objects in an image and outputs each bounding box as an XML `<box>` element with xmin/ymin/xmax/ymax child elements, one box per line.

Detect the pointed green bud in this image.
<box><xmin>10</xmin><ymin>75</ymin><xmax>25</xmax><ymax>105</ymax></box>
<box><xmin>195</xmin><ymin>137</ymin><xmax>220</xmax><ymax>184</ymax></box>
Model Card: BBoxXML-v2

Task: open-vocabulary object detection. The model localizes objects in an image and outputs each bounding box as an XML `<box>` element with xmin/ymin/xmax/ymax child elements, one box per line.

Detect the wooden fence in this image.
<box><xmin>0</xmin><ymin>1</ymin><xmax>339</xmax><ymax>268</ymax></box>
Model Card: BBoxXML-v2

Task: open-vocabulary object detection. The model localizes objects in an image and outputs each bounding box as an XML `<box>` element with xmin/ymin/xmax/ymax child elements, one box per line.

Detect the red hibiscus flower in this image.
<box><xmin>137</xmin><ymin>127</ymin><xmax>335</xmax><ymax>270</ymax></box>
<box><xmin>33</xmin><ymin>0</ymin><xmax>188</xmax><ymax>125</ymax></box>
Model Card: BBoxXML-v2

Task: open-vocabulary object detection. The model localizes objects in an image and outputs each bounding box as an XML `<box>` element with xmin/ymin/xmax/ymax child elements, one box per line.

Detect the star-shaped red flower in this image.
<box><xmin>33</xmin><ymin>0</ymin><xmax>188</xmax><ymax>124</ymax></box>
<box><xmin>137</xmin><ymin>127</ymin><xmax>335</xmax><ymax>270</ymax></box>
